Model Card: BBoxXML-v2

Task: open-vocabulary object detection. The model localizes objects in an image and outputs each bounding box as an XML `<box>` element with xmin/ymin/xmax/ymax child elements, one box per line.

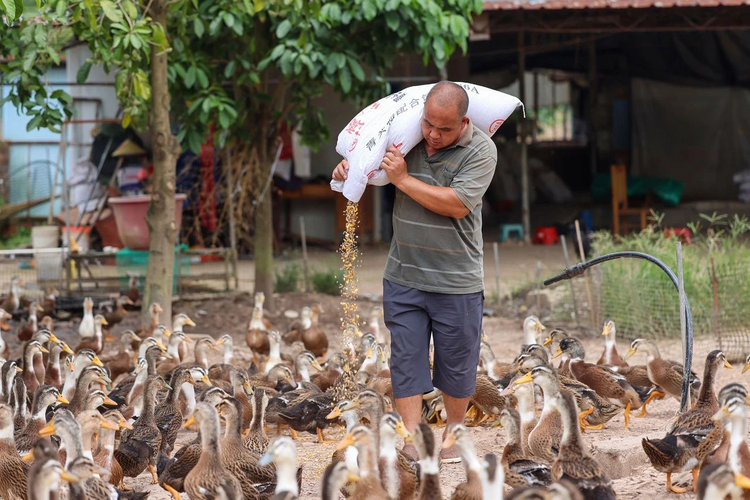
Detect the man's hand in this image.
<box><xmin>381</xmin><ymin>146</ymin><xmax>409</xmax><ymax>187</ymax></box>
<box><xmin>332</xmin><ymin>159</ymin><xmax>349</xmax><ymax>181</ymax></box>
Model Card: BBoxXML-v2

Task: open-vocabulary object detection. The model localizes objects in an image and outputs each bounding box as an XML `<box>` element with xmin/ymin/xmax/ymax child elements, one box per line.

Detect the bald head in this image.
<box><xmin>425</xmin><ymin>81</ymin><xmax>469</xmax><ymax>119</ymax></box>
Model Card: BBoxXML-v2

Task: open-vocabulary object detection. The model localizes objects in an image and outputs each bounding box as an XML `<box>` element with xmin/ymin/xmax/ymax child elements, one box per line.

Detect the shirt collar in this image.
<box><xmin>456</xmin><ymin>119</ymin><xmax>474</xmax><ymax>148</ymax></box>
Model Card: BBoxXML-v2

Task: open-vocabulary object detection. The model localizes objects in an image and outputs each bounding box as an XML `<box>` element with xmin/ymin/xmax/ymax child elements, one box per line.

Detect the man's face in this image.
<box><xmin>421</xmin><ymin>100</ymin><xmax>468</xmax><ymax>151</ymax></box>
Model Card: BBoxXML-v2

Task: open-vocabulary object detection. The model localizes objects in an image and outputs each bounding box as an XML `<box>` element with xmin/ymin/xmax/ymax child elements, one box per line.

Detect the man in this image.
<box><xmin>332</xmin><ymin>81</ymin><xmax>497</xmax><ymax>462</ymax></box>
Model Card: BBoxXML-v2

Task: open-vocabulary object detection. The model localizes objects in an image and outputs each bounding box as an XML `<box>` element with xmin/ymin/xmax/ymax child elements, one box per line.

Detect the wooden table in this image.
<box><xmin>277</xmin><ymin>183</ymin><xmax>374</xmax><ymax>244</ymax></box>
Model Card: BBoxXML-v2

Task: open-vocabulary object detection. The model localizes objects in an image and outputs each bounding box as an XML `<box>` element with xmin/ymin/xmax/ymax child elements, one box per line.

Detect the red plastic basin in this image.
<box><xmin>109</xmin><ymin>194</ymin><xmax>187</xmax><ymax>250</ymax></box>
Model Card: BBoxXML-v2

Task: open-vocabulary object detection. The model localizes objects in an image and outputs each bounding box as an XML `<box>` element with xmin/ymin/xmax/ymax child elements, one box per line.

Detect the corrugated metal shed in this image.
<box><xmin>483</xmin><ymin>0</ymin><xmax>750</xmax><ymax>10</ymax></box>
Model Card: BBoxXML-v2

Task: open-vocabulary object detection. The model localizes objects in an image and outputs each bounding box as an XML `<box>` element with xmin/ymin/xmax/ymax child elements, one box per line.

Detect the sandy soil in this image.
<box><xmin>20</xmin><ymin>290</ymin><xmax>735</xmax><ymax>500</ymax></box>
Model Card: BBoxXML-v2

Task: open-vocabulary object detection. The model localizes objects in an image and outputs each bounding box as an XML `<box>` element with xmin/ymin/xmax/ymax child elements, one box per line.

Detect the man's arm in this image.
<box><xmin>381</xmin><ymin>146</ymin><xmax>469</xmax><ymax>219</ymax></box>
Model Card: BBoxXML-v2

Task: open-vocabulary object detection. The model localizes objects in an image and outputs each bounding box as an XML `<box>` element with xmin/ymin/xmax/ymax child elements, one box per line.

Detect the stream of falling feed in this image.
<box><xmin>332</xmin><ymin>200</ymin><xmax>362</xmax><ymax>403</ymax></box>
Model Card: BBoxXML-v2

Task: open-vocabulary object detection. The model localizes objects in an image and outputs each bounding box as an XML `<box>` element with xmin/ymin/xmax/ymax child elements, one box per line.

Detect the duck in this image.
<box><xmin>66</xmin><ymin>365</ymin><xmax>111</xmax><ymax>416</ymax></box>
<box><xmin>16</xmin><ymin>385</ymin><xmax>68</xmax><ymax>455</ymax></box>
<box><xmin>274</xmin><ymin>387</ymin><xmax>333</xmax><ymax>442</ymax></box>
<box><xmin>95</xmin><ymin>409</ymin><xmax>132</xmax><ymax>489</ymax></box>
<box><xmin>442</xmin><ymin>423</ymin><xmax>484</xmax><ymax>500</ymax></box>
<box><xmin>74</xmin><ymin>314</ymin><xmax>108</xmax><ymax>354</ymax></box>
<box><xmin>208</xmin><ymin>337</ymin><xmax>240</xmax><ymax>384</ymax></box>
<box><xmin>335</xmin><ymin>425</ymin><xmax>388</xmax><ymax>500</ymax></box>
<box><xmin>157</xmin><ymin>387</ymin><xmax>228</xmax><ymax>500</ymax></box>
<box><xmin>522</xmin><ymin>315</ymin><xmax>546</xmax><ymax>346</ymax></box>
<box><xmin>21</xmin><ymin>340</ymin><xmax>49</xmax><ymax>394</ymax></box>
<box><xmin>478</xmin><ymin>453</ymin><xmax>505</xmax><ymax>500</ymax></box>
<box><xmin>179</xmin><ymin>366</ymin><xmax>213</xmax><ymax>417</ymax></box>
<box><xmin>468</xmin><ymin>373</ymin><xmax>512</xmax><ymax>426</ymax></box>
<box><xmin>641</xmin><ymin>349</ymin><xmax>732</xmax><ymax>493</ymax></box>
<box><xmin>101</xmin><ymin>330</ymin><xmax>140</xmax><ymax>383</ymax></box>
<box><xmin>17</xmin><ymin>302</ymin><xmax>43</xmax><ymax>342</ymax></box>
<box><xmin>341</xmin><ymin>388</ymin><xmax>387</xmax><ymax>432</ymax></box>
<box><xmin>246</xmin><ymin>306</ymin><xmax>270</xmax><ymax>365</ymax></box>
<box><xmin>326</xmin><ymin>399</ymin><xmax>364</xmax><ymax>488</ymax></box>
<box><xmin>242</xmin><ymin>387</ymin><xmax>270</xmax><ymax>454</ymax></box>
<box><xmin>697</xmin><ymin>462</ymin><xmax>750</xmax><ymax>500</ymax></box>
<box><xmin>0</xmin><ymin>360</ymin><xmax>21</xmax><ymax>404</ymax></box>
<box><xmin>103</xmin><ymin>296</ymin><xmax>135</xmax><ymax>335</ymax></box>
<box><xmin>284</xmin><ymin>307</ymin><xmax>311</xmax><ymax>344</ymax></box>
<box><xmin>114</xmin><ymin>375</ymin><xmax>169</xmax><ymax>484</ymax></box>
<box><xmin>38</xmin><ymin>408</ymin><xmax>85</xmax><ymax>468</ymax></box>
<box><xmin>322</xmin><ymin>460</ymin><xmax>360</xmax><ymax>500</ymax></box>
<box><xmin>44</xmin><ymin>340</ymin><xmax>74</xmax><ymax>387</ymax></box>
<box><xmin>78</xmin><ymin>297</ymin><xmax>95</xmax><ymax>339</ymax></box>
<box><xmin>27</xmin><ymin>447</ymin><xmax>75</xmax><ymax>500</ymax></box>
<box><xmin>65</xmin><ymin>456</ymin><xmax>122</xmax><ymax>500</ymax></box>
<box><xmin>188</xmin><ymin>337</ymin><xmax>214</xmax><ymax>370</ymax></box>
<box><xmin>554</xmin><ymin>336</ymin><xmax>648</xmax><ymax>429</ymax></box>
<box><xmin>596</xmin><ymin>320</ymin><xmax>629</xmax><ymax>370</ymax></box>
<box><xmin>11</xmin><ymin>377</ymin><xmax>27</xmax><ymax>432</ymax></box>
<box><xmin>294</xmin><ymin>350</ymin><xmax>323</xmax><ymax>383</ymax></box>
<box><xmin>155</xmin><ymin>366</ymin><xmax>194</xmax><ymax>456</ymax></box>
<box><xmin>0</xmin><ymin>309</ymin><xmax>10</xmax><ymax>357</ymax></box>
<box><xmin>183</xmin><ymin>401</ymin><xmax>244</xmax><ymax>500</ymax></box>
<box><xmin>1</xmin><ymin>276</ymin><xmax>23</xmax><ymax>314</ymax></box>
<box><xmin>216</xmin><ymin>396</ymin><xmax>276</xmax><ymax>490</ymax></box>
<box><xmin>140</xmin><ymin>303</ymin><xmax>164</xmax><ymax>339</ymax></box>
<box><xmin>311</xmin><ymin>352</ymin><xmax>345</xmax><ymax>392</ymax></box>
<box><xmin>479</xmin><ymin>340</ymin><xmax>515</xmax><ymax>382</ymax></box>
<box><xmin>62</xmin><ymin>348</ymin><xmax>104</xmax><ymax>401</ymax></box>
<box><xmin>549</xmin><ymin>388</ymin><xmax>616</xmax><ymax>499</ymax></box>
<box><xmin>124</xmin><ymin>274</ymin><xmax>141</xmax><ymax>304</ymax></box>
<box><xmin>498</xmin><ymin>381</ymin><xmax>535</xmax><ymax>458</ymax></box>
<box><xmin>414</xmin><ymin>421</ymin><xmax>442</xmax><ymax>499</ymax></box>
<box><xmin>172</xmin><ymin>313</ymin><xmax>196</xmax><ymax>361</ymax></box>
<box><xmin>263</xmin><ymin>330</ymin><xmax>283</xmax><ymax>374</ymax></box>
<box><xmin>367</xmin><ymin>306</ymin><xmax>385</xmax><ymax>344</ymax></box>
<box><xmin>156</xmin><ymin>331</ymin><xmax>192</xmax><ymax>376</ymax></box>
<box><xmin>301</xmin><ymin>304</ymin><xmax>328</xmax><ymax>360</ymax></box>
<box><xmin>497</xmin><ymin>407</ymin><xmax>552</xmax><ymax>487</ymax></box>
<box><xmin>0</xmin><ymin>403</ymin><xmax>28</xmax><ymax>499</ymax></box>
<box><xmin>513</xmin><ymin>366</ymin><xmax>563</xmax><ymax>463</ymax></box>
<box><xmin>215</xmin><ymin>333</ymin><xmax>235</xmax><ymax>364</ymax></box>
<box><xmin>624</xmin><ymin>338</ymin><xmax>701</xmax><ymax>416</ymax></box>
<box><xmin>378</xmin><ymin>412</ymin><xmax>419</xmax><ymax>499</ymax></box>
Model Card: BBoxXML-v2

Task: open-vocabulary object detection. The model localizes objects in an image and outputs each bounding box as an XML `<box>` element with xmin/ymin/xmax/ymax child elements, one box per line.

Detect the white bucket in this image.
<box><xmin>62</xmin><ymin>227</ymin><xmax>91</xmax><ymax>253</ymax></box>
<box><xmin>31</xmin><ymin>225</ymin><xmax>60</xmax><ymax>249</ymax></box>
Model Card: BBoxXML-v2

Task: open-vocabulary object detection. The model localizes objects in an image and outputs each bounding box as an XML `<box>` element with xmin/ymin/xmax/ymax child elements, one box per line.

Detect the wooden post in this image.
<box><xmin>493</xmin><ymin>242</ymin><xmax>501</xmax><ymax>302</ymax></box>
<box><xmin>519</xmin><ymin>31</ymin><xmax>530</xmax><ymax>244</ymax></box>
<box><xmin>676</xmin><ymin>241</ymin><xmax>690</xmax><ymax>408</ymax></box>
<box><xmin>560</xmin><ymin>235</ymin><xmax>580</xmax><ymax>326</ymax></box>
<box><xmin>575</xmin><ymin>220</ymin><xmax>597</xmax><ymax>329</ymax></box>
<box><xmin>226</xmin><ymin>149</ymin><xmax>239</xmax><ymax>290</ymax></box>
<box><xmin>300</xmin><ymin>216</ymin><xmax>310</xmax><ymax>293</ymax></box>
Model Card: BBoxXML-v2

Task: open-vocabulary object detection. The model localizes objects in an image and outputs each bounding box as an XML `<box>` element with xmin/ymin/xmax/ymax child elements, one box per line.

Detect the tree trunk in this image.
<box><xmin>141</xmin><ymin>0</ymin><xmax>180</xmax><ymax>329</ymax></box>
<box><xmin>254</xmin><ymin>157</ymin><xmax>275</xmax><ymax>311</ymax></box>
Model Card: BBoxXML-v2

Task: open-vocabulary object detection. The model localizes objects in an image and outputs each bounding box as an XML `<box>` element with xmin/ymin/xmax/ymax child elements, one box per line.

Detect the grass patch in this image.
<box><xmin>0</xmin><ymin>226</ymin><xmax>32</xmax><ymax>250</ymax></box>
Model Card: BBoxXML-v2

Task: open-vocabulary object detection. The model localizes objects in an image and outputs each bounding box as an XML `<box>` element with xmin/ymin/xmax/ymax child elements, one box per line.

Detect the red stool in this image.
<box><xmin>533</xmin><ymin>226</ymin><xmax>560</xmax><ymax>245</ymax></box>
<box><xmin>664</xmin><ymin>227</ymin><xmax>692</xmax><ymax>244</ymax></box>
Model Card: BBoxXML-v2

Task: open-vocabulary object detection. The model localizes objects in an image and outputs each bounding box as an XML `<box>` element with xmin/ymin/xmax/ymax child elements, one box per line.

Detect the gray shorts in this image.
<box><xmin>383</xmin><ymin>279</ymin><xmax>484</xmax><ymax>399</ymax></box>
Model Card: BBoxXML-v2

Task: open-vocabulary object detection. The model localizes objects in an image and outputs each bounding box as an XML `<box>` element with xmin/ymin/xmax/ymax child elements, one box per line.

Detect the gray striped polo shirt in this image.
<box><xmin>384</xmin><ymin>120</ymin><xmax>497</xmax><ymax>294</ymax></box>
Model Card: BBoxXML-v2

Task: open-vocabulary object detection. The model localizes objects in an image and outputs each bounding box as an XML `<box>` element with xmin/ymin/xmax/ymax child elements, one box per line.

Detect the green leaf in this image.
<box><xmin>130</xmin><ymin>33</ymin><xmax>142</xmax><ymax>49</ymax></box>
<box><xmin>196</xmin><ymin>68</ymin><xmax>208</xmax><ymax>89</ymax></box>
<box><xmin>269</xmin><ymin>44</ymin><xmax>285</xmax><ymax>60</ymax></box>
<box><xmin>22</xmin><ymin>50</ymin><xmax>37</xmax><ymax>72</ymax></box>
<box><xmin>276</xmin><ymin>19</ymin><xmax>292</xmax><ymax>39</ymax></box>
<box><xmin>55</xmin><ymin>0</ymin><xmax>65</xmax><ymax>18</ymax></box>
<box><xmin>254</xmin><ymin>0</ymin><xmax>265</xmax><ymax>12</ymax></box>
<box><xmin>223</xmin><ymin>12</ymin><xmax>234</xmax><ymax>28</ymax></box>
<box><xmin>339</xmin><ymin>66</ymin><xmax>351</xmax><ymax>93</ymax></box>
<box><xmin>194</xmin><ymin>18</ymin><xmax>204</xmax><ymax>38</ymax></box>
<box><xmin>224</xmin><ymin>61</ymin><xmax>236</xmax><ymax>79</ymax></box>
<box><xmin>26</xmin><ymin>114</ymin><xmax>43</xmax><ymax>132</ymax></box>
<box><xmin>46</xmin><ymin>46</ymin><xmax>60</xmax><ymax>65</ymax></box>
<box><xmin>325</xmin><ymin>55</ymin><xmax>337</xmax><ymax>74</ymax></box>
<box><xmin>385</xmin><ymin>11</ymin><xmax>399</xmax><ymax>31</ymax></box>
<box><xmin>218</xmin><ymin>111</ymin><xmax>230</xmax><ymax>130</ymax></box>
<box><xmin>432</xmin><ymin>37</ymin><xmax>445</xmax><ymax>61</ymax></box>
<box><xmin>362</xmin><ymin>0</ymin><xmax>376</xmax><ymax>20</ymax></box>
<box><xmin>100</xmin><ymin>0</ymin><xmax>123</xmax><ymax>23</ymax></box>
<box><xmin>348</xmin><ymin>58</ymin><xmax>365</xmax><ymax>81</ymax></box>
<box><xmin>334</xmin><ymin>52</ymin><xmax>346</xmax><ymax>69</ymax></box>
<box><xmin>77</xmin><ymin>61</ymin><xmax>92</xmax><ymax>84</ymax></box>
<box><xmin>122</xmin><ymin>113</ymin><xmax>132</xmax><ymax>129</ymax></box>
<box><xmin>185</xmin><ymin>65</ymin><xmax>196</xmax><ymax>88</ymax></box>
<box><xmin>325</xmin><ymin>3</ymin><xmax>340</xmax><ymax>22</ymax></box>
<box><xmin>1</xmin><ymin>0</ymin><xmax>17</xmax><ymax>22</ymax></box>
<box><xmin>122</xmin><ymin>0</ymin><xmax>137</xmax><ymax>20</ymax></box>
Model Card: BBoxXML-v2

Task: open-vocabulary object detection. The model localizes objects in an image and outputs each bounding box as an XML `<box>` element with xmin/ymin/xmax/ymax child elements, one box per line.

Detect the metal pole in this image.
<box><xmin>676</xmin><ymin>241</ymin><xmax>690</xmax><ymax>408</ymax></box>
<box><xmin>519</xmin><ymin>31</ymin><xmax>530</xmax><ymax>244</ymax></box>
<box><xmin>300</xmin><ymin>216</ymin><xmax>310</xmax><ymax>293</ymax></box>
<box><xmin>575</xmin><ymin>220</ymin><xmax>597</xmax><ymax>329</ymax></box>
<box><xmin>493</xmin><ymin>242</ymin><xmax>501</xmax><ymax>301</ymax></box>
<box><xmin>560</xmin><ymin>235</ymin><xmax>580</xmax><ymax>326</ymax></box>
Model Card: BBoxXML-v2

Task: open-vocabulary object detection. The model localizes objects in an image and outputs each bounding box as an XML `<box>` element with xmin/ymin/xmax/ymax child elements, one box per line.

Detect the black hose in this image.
<box><xmin>544</xmin><ymin>250</ymin><xmax>693</xmax><ymax>413</ymax></box>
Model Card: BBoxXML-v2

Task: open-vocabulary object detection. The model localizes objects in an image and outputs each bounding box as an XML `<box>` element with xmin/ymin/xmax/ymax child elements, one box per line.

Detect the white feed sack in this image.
<box><xmin>330</xmin><ymin>82</ymin><xmax>524</xmax><ymax>203</ymax></box>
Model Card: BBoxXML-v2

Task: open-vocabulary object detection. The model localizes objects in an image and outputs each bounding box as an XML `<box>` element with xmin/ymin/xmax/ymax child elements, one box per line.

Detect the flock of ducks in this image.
<box><xmin>0</xmin><ymin>274</ymin><xmax>749</xmax><ymax>499</ymax></box>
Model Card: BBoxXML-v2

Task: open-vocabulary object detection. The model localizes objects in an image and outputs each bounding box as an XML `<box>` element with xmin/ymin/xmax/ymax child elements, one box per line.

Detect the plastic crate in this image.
<box><xmin>116</xmin><ymin>245</ymin><xmax>190</xmax><ymax>292</ymax></box>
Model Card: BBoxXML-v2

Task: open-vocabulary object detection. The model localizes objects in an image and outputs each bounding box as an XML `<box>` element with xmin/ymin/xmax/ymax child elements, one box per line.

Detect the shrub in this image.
<box><xmin>310</xmin><ymin>268</ymin><xmax>343</xmax><ymax>295</ymax></box>
<box><xmin>274</xmin><ymin>264</ymin><xmax>300</xmax><ymax>293</ymax></box>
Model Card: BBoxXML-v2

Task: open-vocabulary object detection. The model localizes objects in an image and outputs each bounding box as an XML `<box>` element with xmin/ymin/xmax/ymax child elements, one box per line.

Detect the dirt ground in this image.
<box><xmin>28</xmin><ymin>287</ymin><xmax>738</xmax><ymax>500</ymax></box>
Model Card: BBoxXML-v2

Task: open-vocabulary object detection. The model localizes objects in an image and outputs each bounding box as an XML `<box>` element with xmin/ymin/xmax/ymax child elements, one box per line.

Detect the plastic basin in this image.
<box><xmin>109</xmin><ymin>194</ymin><xmax>187</xmax><ymax>250</ymax></box>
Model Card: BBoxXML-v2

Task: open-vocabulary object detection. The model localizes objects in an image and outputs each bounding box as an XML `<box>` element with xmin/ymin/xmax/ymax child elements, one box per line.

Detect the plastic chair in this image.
<box><xmin>499</xmin><ymin>224</ymin><xmax>524</xmax><ymax>242</ymax></box>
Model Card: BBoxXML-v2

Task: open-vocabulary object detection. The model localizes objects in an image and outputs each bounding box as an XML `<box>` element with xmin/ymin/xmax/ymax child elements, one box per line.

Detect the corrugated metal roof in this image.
<box><xmin>483</xmin><ymin>0</ymin><xmax>750</xmax><ymax>10</ymax></box>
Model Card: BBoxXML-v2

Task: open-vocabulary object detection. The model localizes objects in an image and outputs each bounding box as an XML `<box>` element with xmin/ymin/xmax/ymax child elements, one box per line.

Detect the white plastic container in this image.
<box><xmin>62</xmin><ymin>227</ymin><xmax>91</xmax><ymax>253</ymax></box>
<box><xmin>31</xmin><ymin>225</ymin><xmax>60</xmax><ymax>249</ymax></box>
